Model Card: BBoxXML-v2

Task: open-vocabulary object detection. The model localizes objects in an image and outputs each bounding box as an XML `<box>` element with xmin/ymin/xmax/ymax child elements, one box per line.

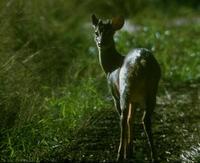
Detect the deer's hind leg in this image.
<box><xmin>142</xmin><ymin>95</ymin><xmax>157</xmax><ymax>162</ymax></box>
<box><xmin>117</xmin><ymin>94</ymin><xmax>130</xmax><ymax>161</ymax></box>
<box><xmin>127</xmin><ymin>102</ymin><xmax>136</xmax><ymax>159</ymax></box>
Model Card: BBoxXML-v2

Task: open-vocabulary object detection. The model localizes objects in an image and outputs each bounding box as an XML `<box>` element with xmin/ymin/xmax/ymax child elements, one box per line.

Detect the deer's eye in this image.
<box><xmin>95</xmin><ymin>31</ymin><xmax>98</xmax><ymax>35</ymax></box>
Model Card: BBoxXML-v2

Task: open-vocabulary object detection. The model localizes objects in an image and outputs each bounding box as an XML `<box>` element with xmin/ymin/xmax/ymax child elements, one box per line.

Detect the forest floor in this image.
<box><xmin>57</xmin><ymin>81</ymin><xmax>200</xmax><ymax>163</ymax></box>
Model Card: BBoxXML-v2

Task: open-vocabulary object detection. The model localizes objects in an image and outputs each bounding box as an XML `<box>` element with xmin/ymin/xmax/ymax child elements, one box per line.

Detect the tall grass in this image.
<box><xmin>0</xmin><ymin>0</ymin><xmax>114</xmax><ymax>161</ymax></box>
<box><xmin>0</xmin><ymin>0</ymin><xmax>85</xmax><ymax>126</ymax></box>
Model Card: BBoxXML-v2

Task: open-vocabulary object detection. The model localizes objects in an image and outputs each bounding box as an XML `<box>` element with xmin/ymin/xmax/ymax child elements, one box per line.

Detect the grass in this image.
<box><xmin>0</xmin><ymin>0</ymin><xmax>199</xmax><ymax>162</ymax></box>
<box><xmin>0</xmin><ymin>78</ymin><xmax>109</xmax><ymax>161</ymax></box>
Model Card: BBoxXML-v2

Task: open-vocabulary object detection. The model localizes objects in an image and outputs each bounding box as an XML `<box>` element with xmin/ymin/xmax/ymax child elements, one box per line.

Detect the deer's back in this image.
<box><xmin>119</xmin><ymin>48</ymin><xmax>161</xmax><ymax>105</ymax></box>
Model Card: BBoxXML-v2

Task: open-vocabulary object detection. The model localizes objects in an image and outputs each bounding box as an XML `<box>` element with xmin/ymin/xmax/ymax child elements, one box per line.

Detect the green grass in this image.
<box><xmin>0</xmin><ymin>0</ymin><xmax>199</xmax><ymax>162</ymax></box>
<box><xmin>0</xmin><ymin>78</ymin><xmax>109</xmax><ymax>161</ymax></box>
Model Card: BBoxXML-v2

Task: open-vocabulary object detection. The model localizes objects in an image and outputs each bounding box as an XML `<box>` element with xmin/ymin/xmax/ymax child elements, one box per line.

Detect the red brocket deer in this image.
<box><xmin>91</xmin><ymin>14</ymin><xmax>161</xmax><ymax>162</ymax></box>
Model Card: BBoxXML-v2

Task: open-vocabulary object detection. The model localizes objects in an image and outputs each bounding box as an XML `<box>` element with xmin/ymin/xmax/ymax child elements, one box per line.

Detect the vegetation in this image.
<box><xmin>0</xmin><ymin>0</ymin><xmax>199</xmax><ymax>162</ymax></box>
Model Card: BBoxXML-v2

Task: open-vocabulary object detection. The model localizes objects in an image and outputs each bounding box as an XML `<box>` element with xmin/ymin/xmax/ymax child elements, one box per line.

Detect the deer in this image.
<box><xmin>91</xmin><ymin>14</ymin><xmax>161</xmax><ymax>162</ymax></box>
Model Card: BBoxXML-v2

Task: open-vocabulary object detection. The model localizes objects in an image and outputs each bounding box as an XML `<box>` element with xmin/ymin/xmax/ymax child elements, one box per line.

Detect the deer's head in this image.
<box><xmin>91</xmin><ymin>14</ymin><xmax>124</xmax><ymax>48</ymax></box>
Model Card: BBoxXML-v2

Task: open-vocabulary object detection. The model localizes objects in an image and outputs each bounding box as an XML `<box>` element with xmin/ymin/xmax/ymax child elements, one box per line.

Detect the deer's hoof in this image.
<box><xmin>116</xmin><ymin>154</ymin><xmax>123</xmax><ymax>162</ymax></box>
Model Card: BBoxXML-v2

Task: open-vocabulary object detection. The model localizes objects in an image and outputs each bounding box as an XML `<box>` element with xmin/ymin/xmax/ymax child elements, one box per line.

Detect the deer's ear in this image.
<box><xmin>111</xmin><ymin>16</ymin><xmax>124</xmax><ymax>30</ymax></box>
<box><xmin>91</xmin><ymin>14</ymin><xmax>98</xmax><ymax>27</ymax></box>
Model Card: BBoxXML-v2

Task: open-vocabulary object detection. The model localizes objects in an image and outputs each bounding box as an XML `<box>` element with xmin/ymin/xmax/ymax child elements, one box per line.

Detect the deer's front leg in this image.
<box><xmin>117</xmin><ymin>102</ymin><xmax>129</xmax><ymax>161</ymax></box>
<box><xmin>113</xmin><ymin>97</ymin><xmax>121</xmax><ymax>116</ymax></box>
<box><xmin>108</xmin><ymin>70</ymin><xmax>121</xmax><ymax>116</ymax></box>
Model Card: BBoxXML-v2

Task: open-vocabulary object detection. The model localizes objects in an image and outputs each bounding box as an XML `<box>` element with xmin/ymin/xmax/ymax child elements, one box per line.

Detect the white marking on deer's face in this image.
<box><xmin>92</xmin><ymin>20</ymin><xmax>114</xmax><ymax>48</ymax></box>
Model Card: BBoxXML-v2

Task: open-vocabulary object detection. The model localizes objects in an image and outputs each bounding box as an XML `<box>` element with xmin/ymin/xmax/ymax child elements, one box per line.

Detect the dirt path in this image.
<box><xmin>65</xmin><ymin>82</ymin><xmax>200</xmax><ymax>162</ymax></box>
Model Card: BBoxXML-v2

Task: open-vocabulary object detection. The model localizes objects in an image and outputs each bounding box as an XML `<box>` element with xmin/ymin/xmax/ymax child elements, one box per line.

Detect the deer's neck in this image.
<box><xmin>98</xmin><ymin>43</ymin><xmax>124</xmax><ymax>74</ymax></box>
